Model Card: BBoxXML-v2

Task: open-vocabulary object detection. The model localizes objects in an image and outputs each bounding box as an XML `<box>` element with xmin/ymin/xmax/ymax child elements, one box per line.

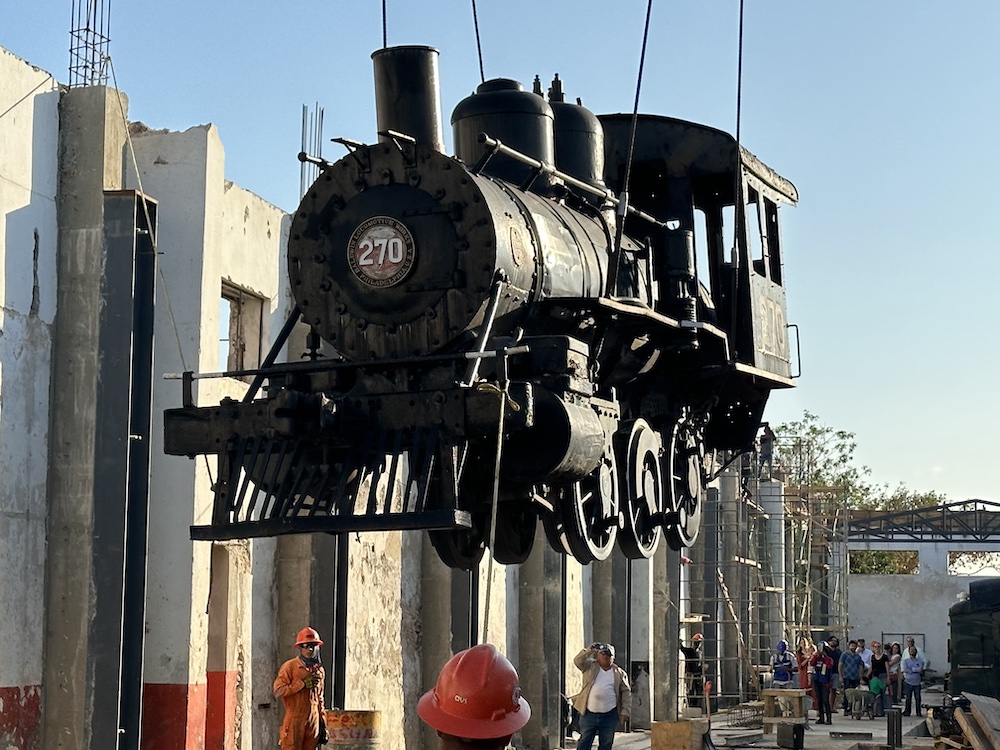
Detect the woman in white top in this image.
<box><xmin>887</xmin><ymin>642</ymin><xmax>902</xmax><ymax>703</ymax></box>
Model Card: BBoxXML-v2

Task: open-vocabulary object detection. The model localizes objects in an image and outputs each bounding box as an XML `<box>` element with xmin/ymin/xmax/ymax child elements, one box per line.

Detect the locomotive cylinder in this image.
<box><xmin>372</xmin><ymin>45</ymin><xmax>446</xmax><ymax>153</ymax></box>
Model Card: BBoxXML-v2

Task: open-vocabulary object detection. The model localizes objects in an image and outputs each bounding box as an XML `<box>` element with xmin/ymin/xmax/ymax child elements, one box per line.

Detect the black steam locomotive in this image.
<box><xmin>164</xmin><ymin>46</ymin><xmax>797</xmax><ymax>569</ymax></box>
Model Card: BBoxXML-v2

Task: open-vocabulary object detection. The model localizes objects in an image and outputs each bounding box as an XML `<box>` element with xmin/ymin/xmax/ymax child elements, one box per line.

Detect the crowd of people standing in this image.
<box><xmin>784</xmin><ymin>635</ymin><xmax>929</xmax><ymax>722</ymax></box>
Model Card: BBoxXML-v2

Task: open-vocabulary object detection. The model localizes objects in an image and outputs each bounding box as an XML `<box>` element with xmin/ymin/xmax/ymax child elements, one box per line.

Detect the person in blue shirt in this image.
<box><xmin>838</xmin><ymin>640</ymin><xmax>864</xmax><ymax>712</ymax></box>
<box><xmin>770</xmin><ymin>640</ymin><xmax>797</xmax><ymax>716</ymax></box>
<box><xmin>901</xmin><ymin>645</ymin><xmax>924</xmax><ymax>716</ymax></box>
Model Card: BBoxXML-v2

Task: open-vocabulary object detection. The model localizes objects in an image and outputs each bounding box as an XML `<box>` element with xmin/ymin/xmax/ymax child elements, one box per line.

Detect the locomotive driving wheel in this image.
<box><xmin>428</xmin><ymin>523</ymin><xmax>487</xmax><ymax>570</ymax></box>
<box><xmin>615</xmin><ymin>419</ymin><xmax>665</xmax><ymax>559</ymax></box>
<box><xmin>489</xmin><ymin>489</ymin><xmax>538</xmax><ymax>565</ymax></box>
<box><xmin>536</xmin><ymin>485</ymin><xmax>575</xmax><ymax>557</ymax></box>
<box><xmin>427</xmin><ymin>443</ymin><xmax>489</xmax><ymax>570</ymax></box>
<box><xmin>561</xmin><ymin>453</ymin><xmax>619</xmax><ymax>564</ymax></box>
<box><xmin>664</xmin><ymin>409</ymin><xmax>706</xmax><ymax>550</ymax></box>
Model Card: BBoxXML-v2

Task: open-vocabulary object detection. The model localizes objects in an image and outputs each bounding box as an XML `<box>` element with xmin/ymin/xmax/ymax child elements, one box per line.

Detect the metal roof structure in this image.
<box><xmin>848</xmin><ymin>500</ymin><xmax>1000</xmax><ymax>542</ymax></box>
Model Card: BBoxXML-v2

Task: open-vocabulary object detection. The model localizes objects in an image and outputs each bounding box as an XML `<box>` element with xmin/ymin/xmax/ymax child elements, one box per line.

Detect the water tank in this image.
<box><xmin>451</xmin><ymin>78</ymin><xmax>554</xmax><ymax>186</ymax></box>
<box><xmin>547</xmin><ymin>74</ymin><xmax>606</xmax><ymax>192</ymax></box>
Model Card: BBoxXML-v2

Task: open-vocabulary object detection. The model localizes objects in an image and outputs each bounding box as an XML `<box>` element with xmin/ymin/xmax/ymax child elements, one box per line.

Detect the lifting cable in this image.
<box><xmin>480</xmin><ymin>379</ymin><xmax>508</xmax><ymax>641</ymax></box>
<box><xmin>471</xmin><ymin>0</ymin><xmax>486</xmax><ymax>84</ymax></box>
<box><xmin>728</xmin><ymin>0</ymin><xmax>747</xmax><ymax>362</ymax></box>
<box><xmin>381</xmin><ymin>0</ymin><xmax>388</xmax><ymax>48</ymax></box>
<box><xmin>109</xmin><ymin>56</ymin><xmax>214</xmax><ymax>491</ymax></box>
<box><xmin>606</xmin><ymin>0</ymin><xmax>655</xmax><ymax>297</ymax></box>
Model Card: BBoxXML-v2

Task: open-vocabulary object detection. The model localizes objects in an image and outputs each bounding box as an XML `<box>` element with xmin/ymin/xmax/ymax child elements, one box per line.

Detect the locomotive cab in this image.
<box><xmin>601</xmin><ymin>114</ymin><xmax>797</xmax><ymax>448</ymax></box>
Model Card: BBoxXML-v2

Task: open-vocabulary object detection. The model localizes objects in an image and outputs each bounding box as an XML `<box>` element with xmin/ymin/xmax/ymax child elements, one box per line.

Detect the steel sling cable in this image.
<box><xmin>471</xmin><ymin>0</ymin><xmax>486</xmax><ymax>84</ymax></box>
<box><xmin>606</xmin><ymin>0</ymin><xmax>655</xmax><ymax>297</ymax></box>
<box><xmin>110</xmin><ymin>56</ymin><xmax>214</xmax><ymax>491</ymax></box>
<box><xmin>729</xmin><ymin>0</ymin><xmax>746</xmax><ymax>361</ymax></box>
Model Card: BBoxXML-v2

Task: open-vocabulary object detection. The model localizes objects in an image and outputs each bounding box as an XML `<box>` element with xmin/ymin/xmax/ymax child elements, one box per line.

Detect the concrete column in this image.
<box><xmin>518</xmin><ymin>525</ymin><xmax>565</xmax><ymax>749</ymax></box>
<box><xmin>653</xmin><ymin>544</ymin><xmax>680</xmax><ymax>721</ymax></box>
<box><xmin>629</xmin><ymin>557</ymin><xmax>654</xmax><ymax>728</ymax></box>
<box><xmin>591</xmin><ymin>552</ymin><xmax>630</xmax><ymax>653</ymax></box>
<box><xmin>759</xmin><ymin>480</ymin><xmax>787</xmax><ymax>642</ymax></box>
<box><xmin>42</xmin><ymin>85</ymin><xmax>135</xmax><ymax>750</ymax></box>
<box><xmin>250</xmin><ymin>538</ymin><xmax>280</xmax><ymax>749</ymax></box>
<box><xmin>419</xmin><ymin>536</ymin><xmax>458</xmax><ymax>749</ymax></box>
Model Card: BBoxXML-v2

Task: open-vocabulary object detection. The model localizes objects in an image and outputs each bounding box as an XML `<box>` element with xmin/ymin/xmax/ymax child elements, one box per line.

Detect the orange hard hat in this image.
<box><xmin>417</xmin><ymin>644</ymin><xmax>530</xmax><ymax>739</ymax></box>
<box><xmin>294</xmin><ymin>626</ymin><xmax>323</xmax><ymax>647</ymax></box>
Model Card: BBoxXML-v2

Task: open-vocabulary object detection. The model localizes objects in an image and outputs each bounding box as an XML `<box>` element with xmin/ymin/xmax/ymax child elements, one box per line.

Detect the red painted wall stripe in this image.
<box><xmin>205</xmin><ymin>671</ymin><xmax>237</xmax><ymax>749</ymax></box>
<box><xmin>0</xmin><ymin>685</ymin><xmax>41</xmax><ymax>750</ymax></box>
<box><xmin>142</xmin><ymin>683</ymin><xmax>207</xmax><ymax>750</ymax></box>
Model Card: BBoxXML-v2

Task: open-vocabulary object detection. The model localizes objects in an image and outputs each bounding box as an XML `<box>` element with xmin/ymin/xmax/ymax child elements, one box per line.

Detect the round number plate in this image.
<box><xmin>347</xmin><ymin>216</ymin><xmax>415</xmax><ymax>287</ymax></box>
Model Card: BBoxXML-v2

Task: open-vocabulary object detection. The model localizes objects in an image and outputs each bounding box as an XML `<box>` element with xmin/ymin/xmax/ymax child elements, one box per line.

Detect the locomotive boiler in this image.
<box><xmin>164</xmin><ymin>46</ymin><xmax>798</xmax><ymax>569</ymax></box>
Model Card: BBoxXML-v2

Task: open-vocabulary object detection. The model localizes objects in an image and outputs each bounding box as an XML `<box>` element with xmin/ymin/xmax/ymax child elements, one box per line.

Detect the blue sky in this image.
<box><xmin>5</xmin><ymin>1</ymin><xmax>999</xmax><ymax>501</ymax></box>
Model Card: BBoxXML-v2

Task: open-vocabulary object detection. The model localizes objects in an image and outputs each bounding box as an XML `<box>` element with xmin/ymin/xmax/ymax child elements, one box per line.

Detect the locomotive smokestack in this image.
<box><xmin>372</xmin><ymin>45</ymin><xmax>445</xmax><ymax>153</ymax></box>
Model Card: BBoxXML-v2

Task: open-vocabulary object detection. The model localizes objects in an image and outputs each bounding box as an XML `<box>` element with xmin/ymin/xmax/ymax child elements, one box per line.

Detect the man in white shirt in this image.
<box><xmin>571</xmin><ymin>642</ymin><xmax>632</xmax><ymax>750</ymax></box>
<box><xmin>857</xmin><ymin>638</ymin><xmax>874</xmax><ymax>673</ymax></box>
<box><xmin>904</xmin><ymin>637</ymin><xmax>929</xmax><ymax>671</ymax></box>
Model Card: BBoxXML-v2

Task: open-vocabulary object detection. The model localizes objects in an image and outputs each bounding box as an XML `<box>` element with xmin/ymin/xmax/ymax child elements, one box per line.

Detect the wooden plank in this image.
<box><xmin>937</xmin><ymin>736</ymin><xmax>969</xmax><ymax>749</ymax></box>
<box><xmin>963</xmin><ymin>693</ymin><xmax>1000</xmax><ymax>750</ymax></box>
<box><xmin>762</xmin><ymin>689</ymin><xmax>808</xmax><ymax>697</ymax></box>
<box><xmin>956</xmin><ymin>708</ymin><xmax>993</xmax><ymax>750</ymax></box>
<box><xmin>651</xmin><ymin>720</ymin><xmax>708</xmax><ymax>750</ymax></box>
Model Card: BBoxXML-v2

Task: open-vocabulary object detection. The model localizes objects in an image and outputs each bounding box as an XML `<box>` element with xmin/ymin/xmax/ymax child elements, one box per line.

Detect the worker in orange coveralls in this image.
<box><xmin>273</xmin><ymin>626</ymin><xmax>327</xmax><ymax>750</ymax></box>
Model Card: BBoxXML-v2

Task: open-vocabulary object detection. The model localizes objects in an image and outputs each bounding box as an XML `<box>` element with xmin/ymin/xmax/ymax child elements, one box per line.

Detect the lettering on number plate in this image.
<box><xmin>347</xmin><ymin>216</ymin><xmax>415</xmax><ymax>287</ymax></box>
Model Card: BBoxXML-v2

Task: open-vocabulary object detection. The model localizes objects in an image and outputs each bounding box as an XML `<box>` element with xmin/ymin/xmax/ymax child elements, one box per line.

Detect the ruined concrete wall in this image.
<box><xmin>0</xmin><ymin>46</ymin><xmax>59</xmax><ymax>750</ymax></box>
<box><xmin>849</xmin><ymin>539</ymin><xmax>993</xmax><ymax>674</ymax></box>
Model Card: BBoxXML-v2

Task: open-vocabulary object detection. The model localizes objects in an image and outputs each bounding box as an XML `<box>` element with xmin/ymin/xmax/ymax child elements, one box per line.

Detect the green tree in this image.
<box><xmin>773</xmin><ymin>410</ymin><xmax>872</xmax><ymax>506</ymax></box>
<box><xmin>773</xmin><ymin>411</ymin><xmax>949</xmax><ymax>574</ymax></box>
<box><xmin>773</xmin><ymin>410</ymin><xmax>947</xmax><ymax>510</ymax></box>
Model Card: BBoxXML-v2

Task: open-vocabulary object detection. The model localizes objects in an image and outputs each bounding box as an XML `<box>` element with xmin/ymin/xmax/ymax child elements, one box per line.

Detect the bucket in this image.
<box><xmin>324</xmin><ymin>710</ymin><xmax>381</xmax><ymax>747</ymax></box>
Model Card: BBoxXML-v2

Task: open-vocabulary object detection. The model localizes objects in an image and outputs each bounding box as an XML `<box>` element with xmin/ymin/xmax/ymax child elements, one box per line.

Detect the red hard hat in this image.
<box><xmin>417</xmin><ymin>644</ymin><xmax>530</xmax><ymax>739</ymax></box>
<box><xmin>294</xmin><ymin>627</ymin><xmax>323</xmax><ymax>647</ymax></box>
<box><xmin>693</xmin><ymin>633</ymin><xmax>704</xmax><ymax>642</ymax></box>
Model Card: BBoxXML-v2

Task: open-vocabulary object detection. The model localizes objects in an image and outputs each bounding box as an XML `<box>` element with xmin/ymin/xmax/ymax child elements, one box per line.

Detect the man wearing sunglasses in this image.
<box><xmin>273</xmin><ymin>627</ymin><xmax>327</xmax><ymax>750</ymax></box>
<box><xmin>571</xmin><ymin>642</ymin><xmax>632</xmax><ymax>750</ymax></box>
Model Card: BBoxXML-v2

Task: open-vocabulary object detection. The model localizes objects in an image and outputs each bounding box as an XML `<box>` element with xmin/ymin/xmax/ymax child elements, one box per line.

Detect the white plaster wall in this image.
<box><xmin>126</xmin><ymin>125</ymin><xmax>286</xmax><ymax>702</ymax></box>
<box><xmin>126</xmin><ymin>126</ymin><xmax>212</xmax><ymax>688</ymax></box>
<box><xmin>848</xmin><ymin>539</ymin><xmax>993</xmax><ymax>675</ymax></box>
<box><xmin>0</xmin><ymin>47</ymin><xmax>58</xmax><ymax>691</ymax></box>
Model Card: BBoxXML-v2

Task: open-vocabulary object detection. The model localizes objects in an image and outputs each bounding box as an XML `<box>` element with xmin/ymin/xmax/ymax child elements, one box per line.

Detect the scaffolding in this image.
<box><xmin>678</xmin><ymin>441</ymin><xmax>849</xmax><ymax>714</ymax></box>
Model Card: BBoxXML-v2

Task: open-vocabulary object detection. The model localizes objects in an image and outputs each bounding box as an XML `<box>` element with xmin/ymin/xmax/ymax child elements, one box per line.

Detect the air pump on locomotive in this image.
<box><xmin>164</xmin><ymin>46</ymin><xmax>798</xmax><ymax>569</ymax></box>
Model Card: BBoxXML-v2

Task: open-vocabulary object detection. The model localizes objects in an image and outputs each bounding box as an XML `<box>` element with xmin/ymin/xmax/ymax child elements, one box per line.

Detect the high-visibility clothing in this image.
<box><xmin>273</xmin><ymin>657</ymin><xmax>325</xmax><ymax>750</ymax></box>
